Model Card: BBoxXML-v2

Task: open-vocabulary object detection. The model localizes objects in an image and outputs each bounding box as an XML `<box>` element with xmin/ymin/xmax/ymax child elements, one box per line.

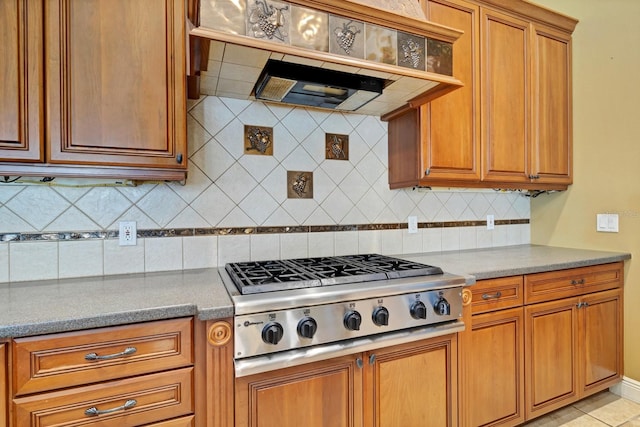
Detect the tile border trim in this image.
<box><xmin>0</xmin><ymin>219</ymin><xmax>529</xmax><ymax>243</ymax></box>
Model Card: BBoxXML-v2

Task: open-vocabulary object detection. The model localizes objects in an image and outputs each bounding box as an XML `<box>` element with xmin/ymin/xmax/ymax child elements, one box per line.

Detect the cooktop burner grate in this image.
<box><xmin>225</xmin><ymin>254</ymin><xmax>444</xmax><ymax>294</ymax></box>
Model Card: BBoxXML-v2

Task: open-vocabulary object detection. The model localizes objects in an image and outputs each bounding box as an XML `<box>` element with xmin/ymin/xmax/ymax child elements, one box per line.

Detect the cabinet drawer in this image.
<box><xmin>13</xmin><ymin>367</ymin><xmax>193</xmax><ymax>427</ymax></box>
<box><xmin>471</xmin><ymin>276</ymin><xmax>524</xmax><ymax>314</ymax></box>
<box><xmin>148</xmin><ymin>415</ymin><xmax>195</xmax><ymax>426</ymax></box>
<box><xmin>524</xmin><ymin>262</ymin><xmax>623</xmax><ymax>304</ymax></box>
<box><xmin>13</xmin><ymin>317</ymin><xmax>192</xmax><ymax>396</ymax></box>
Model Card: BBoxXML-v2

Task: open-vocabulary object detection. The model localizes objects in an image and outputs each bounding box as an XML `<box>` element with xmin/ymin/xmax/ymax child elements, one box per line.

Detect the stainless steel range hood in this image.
<box><xmin>254</xmin><ymin>59</ymin><xmax>386</xmax><ymax>111</ymax></box>
<box><xmin>189</xmin><ymin>0</ymin><xmax>464</xmax><ymax>116</ymax></box>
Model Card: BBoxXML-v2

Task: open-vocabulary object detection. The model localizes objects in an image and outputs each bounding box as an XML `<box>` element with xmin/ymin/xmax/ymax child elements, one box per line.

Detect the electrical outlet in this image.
<box><xmin>119</xmin><ymin>221</ymin><xmax>137</xmax><ymax>246</ymax></box>
<box><xmin>486</xmin><ymin>214</ymin><xmax>495</xmax><ymax>230</ymax></box>
<box><xmin>408</xmin><ymin>216</ymin><xmax>418</xmax><ymax>234</ymax></box>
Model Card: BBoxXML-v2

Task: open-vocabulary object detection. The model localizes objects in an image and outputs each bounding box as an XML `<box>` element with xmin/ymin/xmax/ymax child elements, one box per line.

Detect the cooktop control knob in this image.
<box><xmin>297</xmin><ymin>317</ymin><xmax>318</xmax><ymax>339</ymax></box>
<box><xmin>343</xmin><ymin>310</ymin><xmax>362</xmax><ymax>331</ymax></box>
<box><xmin>261</xmin><ymin>322</ymin><xmax>284</xmax><ymax>345</ymax></box>
<box><xmin>410</xmin><ymin>301</ymin><xmax>427</xmax><ymax>319</ymax></box>
<box><xmin>372</xmin><ymin>306</ymin><xmax>389</xmax><ymax>326</ymax></box>
<box><xmin>434</xmin><ymin>298</ymin><xmax>451</xmax><ymax>316</ymax></box>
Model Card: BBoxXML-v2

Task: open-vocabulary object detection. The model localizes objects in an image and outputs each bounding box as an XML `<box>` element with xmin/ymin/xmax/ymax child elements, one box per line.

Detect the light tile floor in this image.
<box><xmin>524</xmin><ymin>391</ymin><xmax>640</xmax><ymax>426</ymax></box>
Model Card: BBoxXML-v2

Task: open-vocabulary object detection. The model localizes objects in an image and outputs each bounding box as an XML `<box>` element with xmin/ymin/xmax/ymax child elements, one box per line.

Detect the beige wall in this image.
<box><xmin>530</xmin><ymin>0</ymin><xmax>640</xmax><ymax>381</ymax></box>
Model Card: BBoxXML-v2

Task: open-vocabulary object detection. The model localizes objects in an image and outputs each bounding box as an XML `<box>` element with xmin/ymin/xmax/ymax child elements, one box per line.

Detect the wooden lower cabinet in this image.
<box><xmin>365</xmin><ymin>335</ymin><xmax>458</xmax><ymax>427</ymax></box>
<box><xmin>11</xmin><ymin>318</ymin><xmax>195</xmax><ymax>427</ymax></box>
<box><xmin>235</xmin><ymin>355</ymin><xmax>363</xmax><ymax>427</ymax></box>
<box><xmin>235</xmin><ymin>334</ymin><xmax>457</xmax><ymax>427</ymax></box>
<box><xmin>525</xmin><ymin>288</ymin><xmax>623</xmax><ymax>419</ymax></box>
<box><xmin>462</xmin><ymin>307</ymin><xmax>525</xmax><ymax>427</ymax></box>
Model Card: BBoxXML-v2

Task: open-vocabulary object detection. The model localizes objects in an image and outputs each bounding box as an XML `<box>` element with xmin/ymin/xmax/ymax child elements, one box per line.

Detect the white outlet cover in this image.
<box><xmin>119</xmin><ymin>221</ymin><xmax>137</xmax><ymax>245</ymax></box>
<box><xmin>486</xmin><ymin>214</ymin><xmax>495</xmax><ymax>230</ymax></box>
<box><xmin>408</xmin><ymin>216</ymin><xmax>418</xmax><ymax>234</ymax></box>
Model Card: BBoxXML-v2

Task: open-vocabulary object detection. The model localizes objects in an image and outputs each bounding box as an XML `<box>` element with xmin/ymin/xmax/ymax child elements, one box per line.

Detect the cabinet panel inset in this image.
<box><xmin>46</xmin><ymin>0</ymin><xmax>186</xmax><ymax>169</ymax></box>
<box><xmin>481</xmin><ymin>10</ymin><xmax>529</xmax><ymax>182</ymax></box>
<box><xmin>0</xmin><ymin>0</ymin><xmax>43</xmax><ymax>161</ymax></box>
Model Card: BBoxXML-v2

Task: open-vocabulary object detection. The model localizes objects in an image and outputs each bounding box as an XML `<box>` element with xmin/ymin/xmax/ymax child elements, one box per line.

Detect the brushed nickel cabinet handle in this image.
<box><xmin>571</xmin><ymin>279</ymin><xmax>585</xmax><ymax>285</ymax></box>
<box><xmin>84</xmin><ymin>346</ymin><xmax>137</xmax><ymax>361</ymax></box>
<box><xmin>481</xmin><ymin>291</ymin><xmax>502</xmax><ymax>300</ymax></box>
<box><xmin>356</xmin><ymin>357</ymin><xmax>364</xmax><ymax>369</ymax></box>
<box><xmin>369</xmin><ymin>354</ymin><xmax>376</xmax><ymax>365</ymax></box>
<box><xmin>85</xmin><ymin>399</ymin><xmax>137</xmax><ymax>416</ymax></box>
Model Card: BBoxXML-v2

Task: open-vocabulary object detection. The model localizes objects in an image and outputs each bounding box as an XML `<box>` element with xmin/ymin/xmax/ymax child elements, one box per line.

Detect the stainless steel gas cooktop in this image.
<box><xmin>225</xmin><ymin>253</ymin><xmax>444</xmax><ymax>294</ymax></box>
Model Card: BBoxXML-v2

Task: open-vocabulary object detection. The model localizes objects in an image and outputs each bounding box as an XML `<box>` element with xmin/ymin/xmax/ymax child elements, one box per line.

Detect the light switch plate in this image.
<box><xmin>596</xmin><ymin>214</ymin><xmax>619</xmax><ymax>233</ymax></box>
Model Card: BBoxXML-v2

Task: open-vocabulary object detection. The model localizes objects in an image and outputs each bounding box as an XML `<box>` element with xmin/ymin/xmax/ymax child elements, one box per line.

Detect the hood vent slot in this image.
<box><xmin>258</xmin><ymin>77</ymin><xmax>297</xmax><ymax>102</ymax></box>
<box><xmin>254</xmin><ymin>59</ymin><xmax>385</xmax><ymax>111</ymax></box>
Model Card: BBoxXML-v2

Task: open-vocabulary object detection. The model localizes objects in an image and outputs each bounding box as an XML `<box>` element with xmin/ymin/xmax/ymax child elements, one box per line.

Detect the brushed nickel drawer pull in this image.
<box><xmin>85</xmin><ymin>399</ymin><xmax>137</xmax><ymax>416</ymax></box>
<box><xmin>481</xmin><ymin>291</ymin><xmax>502</xmax><ymax>300</ymax></box>
<box><xmin>571</xmin><ymin>279</ymin><xmax>585</xmax><ymax>285</ymax></box>
<box><xmin>85</xmin><ymin>346</ymin><xmax>137</xmax><ymax>361</ymax></box>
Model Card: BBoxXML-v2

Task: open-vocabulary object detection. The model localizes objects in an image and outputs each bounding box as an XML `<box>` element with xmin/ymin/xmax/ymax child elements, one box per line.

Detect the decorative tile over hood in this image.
<box><xmin>190</xmin><ymin>0</ymin><xmax>463</xmax><ymax>116</ymax></box>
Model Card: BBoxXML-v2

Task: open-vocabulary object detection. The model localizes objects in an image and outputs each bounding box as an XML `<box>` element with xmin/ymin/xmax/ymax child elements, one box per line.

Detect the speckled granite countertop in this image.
<box><xmin>0</xmin><ymin>245</ymin><xmax>631</xmax><ymax>339</ymax></box>
<box><xmin>0</xmin><ymin>268</ymin><xmax>233</xmax><ymax>339</ymax></box>
<box><xmin>401</xmin><ymin>244</ymin><xmax>631</xmax><ymax>280</ymax></box>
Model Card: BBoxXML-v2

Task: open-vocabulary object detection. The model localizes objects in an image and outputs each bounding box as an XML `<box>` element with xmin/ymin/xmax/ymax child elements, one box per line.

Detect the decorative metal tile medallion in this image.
<box><xmin>287</xmin><ymin>171</ymin><xmax>313</xmax><ymax>198</ymax></box>
<box><xmin>397</xmin><ymin>32</ymin><xmax>425</xmax><ymax>70</ymax></box>
<box><xmin>244</xmin><ymin>125</ymin><xmax>274</xmax><ymax>155</ymax></box>
<box><xmin>247</xmin><ymin>0</ymin><xmax>290</xmax><ymax>43</ymax></box>
<box><xmin>200</xmin><ymin>0</ymin><xmax>247</xmax><ymax>35</ymax></box>
<box><xmin>329</xmin><ymin>16</ymin><xmax>364</xmax><ymax>58</ymax></box>
<box><xmin>426</xmin><ymin>38</ymin><xmax>453</xmax><ymax>76</ymax></box>
<box><xmin>325</xmin><ymin>133</ymin><xmax>349</xmax><ymax>160</ymax></box>
<box><xmin>365</xmin><ymin>24</ymin><xmax>397</xmax><ymax>65</ymax></box>
<box><xmin>290</xmin><ymin>6</ymin><xmax>329</xmax><ymax>52</ymax></box>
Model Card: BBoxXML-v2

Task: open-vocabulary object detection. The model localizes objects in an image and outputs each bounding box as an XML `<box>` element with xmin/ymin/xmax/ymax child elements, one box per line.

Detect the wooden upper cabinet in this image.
<box><xmin>421</xmin><ymin>0</ymin><xmax>480</xmax><ymax>183</ymax></box>
<box><xmin>531</xmin><ymin>23</ymin><xmax>573</xmax><ymax>185</ymax></box>
<box><xmin>0</xmin><ymin>0</ymin><xmax>44</xmax><ymax>162</ymax></box>
<box><xmin>480</xmin><ymin>8</ymin><xmax>530</xmax><ymax>184</ymax></box>
<box><xmin>45</xmin><ymin>0</ymin><xmax>187</xmax><ymax>171</ymax></box>
<box><xmin>387</xmin><ymin>0</ymin><xmax>576</xmax><ymax>190</ymax></box>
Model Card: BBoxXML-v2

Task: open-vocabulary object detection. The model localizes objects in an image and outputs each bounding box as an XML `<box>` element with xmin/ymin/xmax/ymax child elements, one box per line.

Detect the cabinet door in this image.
<box><xmin>463</xmin><ymin>308</ymin><xmax>524</xmax><ymax>427</ymax></box>
<box><xmin>421</xmin><ymin>0</ymin><xmax>480</xmax><ymax>182</ymax></box>
<box><xmin>1</xmin><ymin>343</ymin><xmax>6</xmax><ymax>427</ymax></box>
<box><xmin>525</xmin><ymin>297</ymin><xmax>578</xmax><ymax>419</ymax></box>
<box><xmin>45</xmin><ymin>0</ymin><xmax>186</xmax><ymax>170</ymax></box>
<box><xmin>579</xmin><ymin>289</ymin><xmax>623</xmax><ymax>394</ymax></box>
<box><xmin>235</xmin><ymin>355</ymin><xmax>363</xmax><ymax>427</ymax></box>
<box><xmin>531</xmin><ymin>23</ymin><xmax>573</xmax><ymax>185</ymax></box>
<box><xmin>365</xmin><ymin>334</ymin><xmax>458</xmax><ymax>427</ymax></box>
<box><xmin>0</xmin><ymin>0</ymin><xmax>43</xmax><ymax>162</ymax></box>
<box><xmin>480</xmin><ymin>9</ymin><xmax>531</xmax><ymax>184</ymax></box>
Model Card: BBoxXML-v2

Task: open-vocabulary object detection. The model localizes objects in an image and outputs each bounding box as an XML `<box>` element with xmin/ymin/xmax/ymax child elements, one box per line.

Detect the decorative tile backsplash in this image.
<box><xmin>0</xmin><ymin>95</ymin><xmax>530</xmax><ymax>283</ymax></box>
<box><xmin>200</xmin><ymin>0</ymin><xmax>451</xmax><ymax>74</ymax></box>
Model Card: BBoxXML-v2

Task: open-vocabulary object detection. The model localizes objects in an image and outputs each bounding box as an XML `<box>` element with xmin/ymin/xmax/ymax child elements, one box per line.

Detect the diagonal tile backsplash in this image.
<box><xmin>0</xmin><ymin>95</ymin><xmax>530</xmax><ymax>283</ymax></box>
